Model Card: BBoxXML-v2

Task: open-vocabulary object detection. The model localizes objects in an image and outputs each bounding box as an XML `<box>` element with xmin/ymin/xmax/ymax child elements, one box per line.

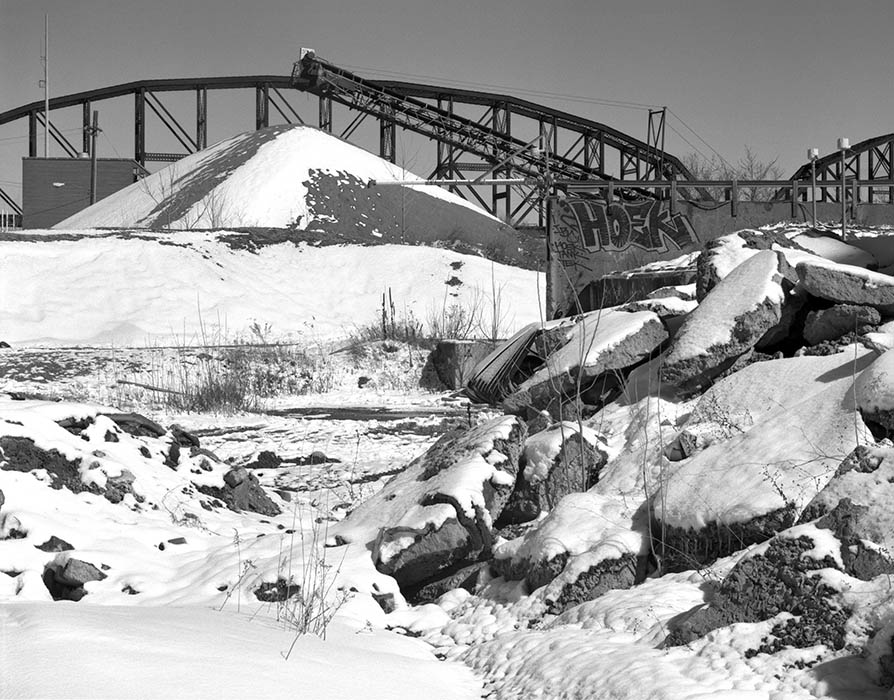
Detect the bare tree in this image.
<box><xmin>683</xmin><ymin>147</ymin><xmax>784</xmax><ymax>201</ymax></box>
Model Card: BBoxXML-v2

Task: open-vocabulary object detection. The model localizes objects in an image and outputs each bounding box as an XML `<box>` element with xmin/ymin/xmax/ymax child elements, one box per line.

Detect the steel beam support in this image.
<box><xmin>28</xmin><ymin>111</ymin><xmax>37</xmax><ymax>158</ymax></box>
<box><xmin>144</xmin><ymin>91</ymin><xmax>196</xmax><ymax>153</ymax></box>
<box><xmin>256</xmin><ymin>84</ymin><xmax>269</xmax><ymax>130</ymax></box>
<box><xmin>83</xmin><ymin>101</ymin><xmax>92</xmax><ymax>155</ymax></box>
<box><xmin>196</xmin><ymin>88</ymin><xmax>207</xmax><ymax>150</ymax></box>
<box><xmin>135</xmin><ymin>89</ymin><xmax>146</xmax><ymax>166</ymax></box>
<box><xmin>379</xmin><ymin>104</ymin><xmax>396</xmax><ymax>163</ymax></box>
<box><xmin>270</xmin><ymin>87</ymin><xmax>304</xmax><ymax>124</ymax></box>
<box><xmin>492</xmin><ymin>100</ymin><xmax>510</xmax><ymax>220</ymax></box>
<box><xmin>319</xmin><ymin>95</ymin><xmax>332</xmax><ymax>132</ymax></box>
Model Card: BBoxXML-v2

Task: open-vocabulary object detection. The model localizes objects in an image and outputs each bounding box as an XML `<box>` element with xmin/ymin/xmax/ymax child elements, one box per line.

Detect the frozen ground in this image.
<box><xmin>5</xmin><ymin>171</ymin><xmax>894</xmax><ymax>697</ymax></box>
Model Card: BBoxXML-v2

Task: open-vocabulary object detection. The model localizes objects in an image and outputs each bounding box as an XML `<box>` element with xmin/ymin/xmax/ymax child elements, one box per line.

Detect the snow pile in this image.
<box><xmin>56</xmin><ymin>124</ymin><xmax>498</xmax><ymax>230</ymax></box>
<box><xmin>0</xmin><ymin>232</ymin><xmax>543</xmax><ymax>345</ymax></box>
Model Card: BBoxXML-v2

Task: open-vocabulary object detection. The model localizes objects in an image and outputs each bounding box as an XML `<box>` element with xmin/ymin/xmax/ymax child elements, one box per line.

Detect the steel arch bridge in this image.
<box><xmin>0</xmin><ymin>55</ymin><xmax>695</xmax><ymax>223</ymax></box>
<box><xmin>782</xmin><ymin>132</ymin><xmax>894</xmax><ymax>203</ymax></box>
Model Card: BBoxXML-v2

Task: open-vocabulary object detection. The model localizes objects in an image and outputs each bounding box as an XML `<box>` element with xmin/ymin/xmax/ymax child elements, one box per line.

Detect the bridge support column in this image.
<box><xmin>82</xmin><ymin>101</ymin><xmax>92</xmax><ymax>155</ymax></box>
<box><xmin>197</xmin><ymin>88</ymin><xmax>207</xmax><ymax>150</ymax></box>
<box><xmin>255</xmin><ymin>85</ymin><xmax>269</xmax><ymax>130</ymax></box>
<box><xmin>319</xmin><ymin>96</ymin><xmax>332</xmax><ymax>132</ymax></box>
<box><xmin>28</xmin><ymin>111</ymin><xmax>37</xmax><ymax>158</ymax></box>
<box><xmin>492</xmin><ymin>101</ymin><xmax>511</xmax><ymax>221</ymax></box>
<box><xmin>134</xmin><ymin>89</ymin><xmax>146</xmax><ymax>167</ymax></box>
<box><xmin>380</xmin><ymin>105</ymin><xmax>395</xmax><ymax>163</ymax></box>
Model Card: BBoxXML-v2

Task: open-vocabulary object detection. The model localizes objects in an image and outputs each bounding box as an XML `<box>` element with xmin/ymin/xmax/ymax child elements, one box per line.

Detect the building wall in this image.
<box><xmin>22</xmin><ymin>158</ymin><xmax>137</xmax><ymax>228</ymax></box>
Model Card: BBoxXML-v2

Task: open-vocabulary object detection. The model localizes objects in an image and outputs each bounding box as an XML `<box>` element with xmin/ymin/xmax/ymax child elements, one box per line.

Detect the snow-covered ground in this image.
<box><xmin>6</xmin><ymin>134</ymin><xmax>894</xmax><ymax>699</ymax></box>
<box><xmin>0</xmin><ymin>232</ymin><xmax>543</xmax><ymax>345</ymax></box>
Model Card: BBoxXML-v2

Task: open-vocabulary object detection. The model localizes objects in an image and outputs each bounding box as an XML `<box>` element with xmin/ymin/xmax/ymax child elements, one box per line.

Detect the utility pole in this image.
<box><xmin>41</xmin><ymin>14</ymin><xmax>49</xmax><ymax>158</ymax></box>
<box><xmin>88</xmin><ymin>111</ymin><xmax>101</xmax><ymax>204</ymax></box>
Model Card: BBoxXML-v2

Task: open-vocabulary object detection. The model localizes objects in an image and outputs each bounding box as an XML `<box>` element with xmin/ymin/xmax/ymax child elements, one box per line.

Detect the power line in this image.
<box><xmin>667</xmin><ymin>108</ymin><xmax>734</xmax><ymax>169</ymax></box>
<box><xmin>340</xmin><ymin>62</ymin><xmax>659</xmax><ymax>112</ymax></box>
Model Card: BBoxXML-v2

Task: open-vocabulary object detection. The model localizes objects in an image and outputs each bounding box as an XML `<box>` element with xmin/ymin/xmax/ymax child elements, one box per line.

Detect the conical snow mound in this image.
<box><xmin>55</xmin><ymin>124</ymin><xmax>503</xmax><ymax>233</ymax></box>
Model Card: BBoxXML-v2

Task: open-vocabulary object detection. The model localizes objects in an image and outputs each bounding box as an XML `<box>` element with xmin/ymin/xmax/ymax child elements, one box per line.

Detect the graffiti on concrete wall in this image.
<box><xmin>548</xmin><ymin>196</ymin><xmax>701</xmax><ymax>314</ymax></box>
<box><xmin>551</xmin><ymin>197</ymin><xmax>697</xmax><ymax>258</ymax></box>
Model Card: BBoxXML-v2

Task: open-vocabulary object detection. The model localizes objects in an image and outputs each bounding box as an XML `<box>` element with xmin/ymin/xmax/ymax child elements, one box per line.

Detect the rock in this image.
<box><xmin>696</xmin><ymin>228</ymin><xmax>805</xmax><ymax>300</ymax></box>
<box><xmin>254</xmin><ymin>579</ymin><xmax>301</xmax><ymax>602</ymax></box>
<box><xmin>0</xmin><ymin>436</ymin><xmax>89</xmax><ymax>493</ymax></box>
<box><xmin>0</xmin><ymin>341</ymin><xmax>10</xmax><ymax>348</ymax></box>
<box><xmin>422</xmin><ymin>339</ymin><xmax>499</xmax><ymax>390</ymax></box>
<box><xmin>0</xmin><ymin>488</ymin><xmax>3</xmax><ymax>511</ymax></box>
<box><xmin>197</xmin><ymin>469</ymin><xmax>280</xmax><ymax>517</ymax></box>
<box><xmin>223</xmin><ymin>467</ymin><xmax>247</xmax><ymax>488</ymax></box>
<box><xmin>498</xmin><ymin>422</ymin><xmax>608</xmax><ymax>526</ymax></box>
<box><xmin>655</xmin><ymin>348</ymin><xmax>875</xmax><ymax>571</ymax></box>
<box><xmin>332</xmin><ymin>415</ymin><xmax>526</xmax><ymax>592</ymax></box>
<box><xmin>162</xmin><ymin>439</ymin><xmax>180</xmax><ymax>469</ymax></box>
<box><xmin>803</xmin><ymin>303</ymin><xmax>881</xmax><ymax>345</ymax></box>
<box><xmin>56</xmin><ymin>558</ymin><xmax>107</xmax><ymax>587</ymax></box>
<box><xmin>372</xmin><ymin>590</ymin><xmax>397</xmax><ymax>613</ymax></box>
<box><xmin>101</xmin><ymin>412</ymin><xmax>166</xmax><ymax>438</ymax></box>
<box><xmin>410</xmin><ymin>561</ymin><xmax>491</xmax><ymax>605</ymax></box>
<box><xmin>169</xmin><ymin>424</ymin><xmax>200</xmax><ymax>448</ymax></box>
<box><xmin>494</xmin><ymin>492</ymin><xmax>647</xmax><ymax>611</ymax></box>
<box><xmin>855</xmin><ymin>347</ymin><xmax>894</xmax><ymax>438</ymax></box>
<box><xmin>503</xmin><ymin>309</ymin><xmax>667</xmax><ymax>418</ymax></box>
<box><xmin>791</xmin><ymin>229</ymin><xmax>877</xmax><ymax>269</ymax></box>
<box><xmin>800</xmin><ymin>444</ymin><xmax>894</xmax><ymax>578</ymax></box>
<box><xmin>254</xmin><ymin>450</ymin><xmax>282</xmax><ymax>469</ymax></box>
<box><xmin>308</xmin><ymin>450</ymin><xmax>329</xmax><ymax>465</ymax></box>
<box><xmin>666</xmin><ymin>528</ymin><xmax>850</xmax><ymax>652</ymax></box>
<box><xmin>797</xmin><ymin>257</ymin><xmax>894</xmax><ymax>312</ymax></box>
<box><xmin>44</xmin><ymin>557</ymin><xmax>108</xmax><ymax>600</ymax></box>
<box><xmin>104</xmin><ymin>469</ymin><xmax>136</xmax><ymax>504</ymax></box>
<box><xmin>35</xmin><ymin>536</ymin><xmax>74</xmax><ymax>552</ymax></box>
<box><xmin>660</xmin><ymin>250</ymin><xmax>798</xmax><ymax>394</ymax></box>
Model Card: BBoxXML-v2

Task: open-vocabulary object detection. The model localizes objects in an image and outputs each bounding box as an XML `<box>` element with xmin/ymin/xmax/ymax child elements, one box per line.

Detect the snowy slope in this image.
<box><xmin>0</xmin><ymin>231</ymin><xmax>544</xmax><ymax>345</ymax></box>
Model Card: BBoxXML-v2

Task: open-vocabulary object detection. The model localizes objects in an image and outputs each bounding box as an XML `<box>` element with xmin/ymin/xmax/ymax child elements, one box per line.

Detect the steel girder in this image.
<box><xmin>782</xmin><ymin>133</ymin><xmax>894</xmax><ymax>203</ymax></box>
<box><xmin>0</xmin><ymin>66</ymin><xmax>696</xmax><ymax>219</ymax></box>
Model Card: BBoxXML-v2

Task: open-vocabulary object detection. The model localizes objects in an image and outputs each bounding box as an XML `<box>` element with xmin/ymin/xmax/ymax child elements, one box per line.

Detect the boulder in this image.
<box><xmin>0</xmin><ymin>436</ymin><xmax>88</xmax><ymax>493</ymax></box>
<box><xmin>696</xmin><ymin>228</ymin><xmax>805</xmax><ymax>300</ymax></box>
<box><xmin>197</xmin><ymin>470</ymin><xmax>280</xmax><ymax>517</ymax></box>
<box><xmin>800</xmin><ymin>444</ymin><xmax>894</xmax><ymax>579</ymax></box>
<box><xmin>422</xmin><ymin>339</ymin><xmax>499</xmax><ymax>390</ymax></box>
<box><xmin>803</xmin><ymin>303</ymin><xmax>880</xmax><ymax>346</ymax></box>
<box><xmin>494</xmin><ymin>492</ymin><xmax>647</xmax><ymax>612</ymax></box>
<box><xmin>655</xmin><ymin>348</ymin><xmax>875</xmax><ymax>572</ymax></box>
<box><xmin>331</xmin><ymin>415</ymin><xmax>526</xmax><ymax>592</ymax></box>
<box><xmin>44</xmin><ymin>557</ymin><xmax>107</xmax><ymax>601</ymax></box>
<box><xmin>665</xmin><ymin>526</ymin><xmax>852</xmax><ymax>653</ymax></box>
<box><xmin>35</xmin><ymin>535</ymin><xmax>74</xmax><ymax>552</ymax></box>
<box><xmin>796</xmin><ymin>257</ymin><xmax>894</xmax><ymax>312</ymax></box>
<box><xmin>791</xmin><ymin>229</ymin><xmax>877</xmax><ymax>269</ymax></box>
<box><xmin>855</xmin><ymin>347</ymin><xmax>894</xmax><ymax>438</ymax></box>
<box><xmin>660</xmin><ymin>250</ymin><xmax>799</xmax><ymax>394</ymax></box>
<box><xmin>498</xmin><ymin>421</ymin><xmax>608</xmax><ymax>526</ymax></box>
<box><xmin>503</xmin><ymin>309</ymin><xmax>667</xmax><ymax>417</ymax></box>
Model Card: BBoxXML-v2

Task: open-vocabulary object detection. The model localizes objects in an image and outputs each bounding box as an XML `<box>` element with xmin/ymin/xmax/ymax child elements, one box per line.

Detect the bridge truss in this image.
<box><xmin>0</xmin><ymin>55</ymin><xmax>696</xmax><ymax>224</ymax></box>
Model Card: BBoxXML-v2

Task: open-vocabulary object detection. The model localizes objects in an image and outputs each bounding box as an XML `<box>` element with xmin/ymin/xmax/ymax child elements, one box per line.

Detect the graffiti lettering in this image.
<box><xmin>564</xmin><ymin>198</ymin><xmax>697</xmax><ymax>254</ymax></box>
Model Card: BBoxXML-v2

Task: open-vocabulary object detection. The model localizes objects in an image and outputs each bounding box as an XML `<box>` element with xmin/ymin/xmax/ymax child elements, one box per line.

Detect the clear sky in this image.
<box><xmin>3</xmin><ymin>0</ymin><xmax>894</xmax><ymax>204</ymax></box>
